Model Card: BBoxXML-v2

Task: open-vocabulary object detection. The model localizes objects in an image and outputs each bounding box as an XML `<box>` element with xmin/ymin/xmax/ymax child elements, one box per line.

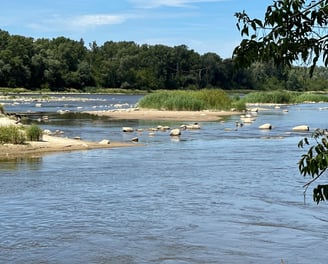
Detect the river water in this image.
<box><xmin>1</xmin><ymin>95</ymin><xmax>328</xmax><ymax>264</ymax></box>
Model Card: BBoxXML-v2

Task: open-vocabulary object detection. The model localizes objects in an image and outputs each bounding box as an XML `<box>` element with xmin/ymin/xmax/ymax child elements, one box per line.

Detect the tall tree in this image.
<box><xmin>233</xmin><ymin>0</ymin><xmax>328</xmax><ymax>76</ymax></box>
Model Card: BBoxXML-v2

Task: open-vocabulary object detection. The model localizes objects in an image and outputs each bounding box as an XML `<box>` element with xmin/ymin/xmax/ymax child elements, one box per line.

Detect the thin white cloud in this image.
<box><xmin>28</xmin><ymin>13</ymin><xmax>128</xmax><ymax>32</ymax></box>
<box><xmin>71</xmin><ymin>14</ymin><xmax>126</xmax><ymax>28</ymax></box>
<box><xmin>130</xmin><ymin>0</ymin><xmax>227</xmax><ymax>8</ymax></box>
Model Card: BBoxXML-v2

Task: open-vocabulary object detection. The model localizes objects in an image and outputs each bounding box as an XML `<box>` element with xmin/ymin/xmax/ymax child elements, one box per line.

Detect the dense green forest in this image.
<box><xmin>0</xmin><ymin>29</ymin><xmax>327</xmax><ymax>92</ymax></box>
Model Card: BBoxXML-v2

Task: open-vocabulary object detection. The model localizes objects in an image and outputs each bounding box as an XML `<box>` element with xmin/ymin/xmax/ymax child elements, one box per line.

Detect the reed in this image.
<box><xmin>0</xmin><ymin>125</ymin><xmax>25</xmax><ymax>144</ymax></box>
<box><xmin>26</xmin><ymin>124</ymin><xmax>43</xmax><ymax>141</ymax></box>
<box><xmin>243</xmin><ymin>91</ymin><xmax>328</xmax><ymax>104</ymax></box>
<box><xmin>137</xmin><ymin>89</ymin><xmax>239</xmax><ymax>111</ymax></box>
<box><xmin>0</xmin><ymin>104</ymin><xmax>4</xmax><ymax>114</ymax></box>
<box><xmin>242</xmin><ymin>91</ymin><xmax>293</xmax><ymax>104</ymax></box>
<box><xmin>292</xmin><ymin>93</ymin><xmax>328</xmax><ymax>103</ymax></box>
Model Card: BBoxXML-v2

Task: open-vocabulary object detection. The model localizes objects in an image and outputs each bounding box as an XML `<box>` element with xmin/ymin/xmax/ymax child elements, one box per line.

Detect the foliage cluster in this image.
<box><xmin>0</xmin><ymin>124</ymin><xmax>43</xmax><ymax>144</ymax></box>
<box><xmin>234</xmin><ymin>0</ymin><xmax>328</xmax><ymax>76</ymax></box>
<box><xmin>0</xmin><ymin>125</ymin><xmax>25</xmax><ymax>144</ymax></box>
<box><xmin>298</xmin><ymin>129</ymin><xmax>328</xmax><ymax>204</ymax></box>
<box><xmin>242</xmin><ymin>91</ymin><xmax>328</xmax><ymax>104</ymax></box>
<box><xmin>26</xmin><ymin>124</ymin><xmax>43</xmax><ymax>141</ymax></box>
<box><xmin>137</xmin><ymin>89</ymin><xmax>242</xmax><ymax>111</ymax></box>
<box><xmin>1</xmin><ymin>29</ymin><xmax>328</xmax><ymax>92</ymax></box>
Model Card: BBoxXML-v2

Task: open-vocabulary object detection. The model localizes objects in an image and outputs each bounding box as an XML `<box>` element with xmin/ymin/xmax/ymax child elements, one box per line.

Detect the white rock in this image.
<box><xmin>99</xmin><ymin>139</ymin><xmax>110</xmax><ymax>145</ymax></box>
<box><xmin>170</xmin><ymin>128</ymin><xmax>181</xmax><ymax>136</ymax></box>
<box><xmin>43</xmin><ymin>129</ymin><xmax>52</xmax><ymax>135</ymax></box>
<box><xmin>122</xmin><ymin>127</ymin><xmax>134</xmax><ymax>132</ymax></box>
<box><xmin>292</xmin><ymin>125</ymin><xmax>309</xmax><ymax>132</ymax></box>
<box><xmin>259</xmin><ymin>123</ymin><xmax>272</xmax><ymax>130</ymax></box>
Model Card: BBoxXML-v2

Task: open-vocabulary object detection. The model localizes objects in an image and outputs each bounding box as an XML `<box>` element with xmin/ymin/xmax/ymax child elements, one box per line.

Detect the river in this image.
<box><xmin>0</xmin><ymin>94</ymin><xmax>327</xmax><ymax>264</ymax></box>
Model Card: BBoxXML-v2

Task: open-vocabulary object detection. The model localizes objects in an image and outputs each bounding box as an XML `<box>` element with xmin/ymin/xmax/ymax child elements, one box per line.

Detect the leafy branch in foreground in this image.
<box><xmin>298</xmin><ymin>129</ymin><xmax>328</xmax><ymax>204</ymax></box>
<box><xmin>234</xmin><ymin>0</ymin><xmax>328</xmax><ymax>76</ymax></box>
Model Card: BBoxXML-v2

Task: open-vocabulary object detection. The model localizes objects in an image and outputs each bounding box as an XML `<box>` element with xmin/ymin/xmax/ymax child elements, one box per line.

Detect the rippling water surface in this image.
<box><xmin>1</xmin><ymin>95</ymin><xmax>328</xmax><ymax>263</ymax></box>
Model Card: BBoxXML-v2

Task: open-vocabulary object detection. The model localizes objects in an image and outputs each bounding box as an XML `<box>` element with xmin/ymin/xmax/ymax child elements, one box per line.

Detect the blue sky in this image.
<box><xmin>0</xmin><ymin>0</ymin><xmax>274</xmax><ymax>58</ymax></box>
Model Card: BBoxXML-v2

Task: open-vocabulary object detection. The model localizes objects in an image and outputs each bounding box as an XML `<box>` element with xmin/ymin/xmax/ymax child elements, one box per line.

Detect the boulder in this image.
<box><xmin>131</xmin><ymin>137</ymin><xmax>139</xmax><ymax>142</ymax></box>
<box><xmin>292</xmin><ymin>125</ymin><xmax>309</xmax><ymax>132</ymax></box>
<box><xmin>170</xmin><ymin>128</ymin><xmax>181</xmax><ymax>136</ymax></box>
<box><xmin>99</xmin><ymin>139</ymin><xmax>110</xmax><ymax>145</ymax></box>
<box><xmin>122</xmin><ymin>127</ymin><xmax>134</xmax><ymax>132</ymax></box>
<box><xmin>259</xmin><ymin>123</ymin><xmax>272</xmax><ymax>130</ymax></box>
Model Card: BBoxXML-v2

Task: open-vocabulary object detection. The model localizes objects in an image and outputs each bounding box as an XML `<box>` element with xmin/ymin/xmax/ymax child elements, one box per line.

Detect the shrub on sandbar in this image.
<box><xmin>0</xmin><ymin>125</ymin><xmax>25</xmax><ymax>144</ymax></box>
<box><xmin>26</xmin><ymin>124</ymin><xmax>43</xmax><ymax>141</ymax></box>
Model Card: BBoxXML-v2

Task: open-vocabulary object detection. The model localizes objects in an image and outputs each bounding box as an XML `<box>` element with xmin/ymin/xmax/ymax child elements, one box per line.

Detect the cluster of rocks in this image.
<box><xmin>43</xmin><ymin>129</ymin><xmax>65</xmax><ymax>136</ymax></box>
<box><xmin>122</xmin><ymin>122</ymin><xmax>201</xmax><ymax>141</ymax></box>
<box><xmin>234</xmin><ymin>107</ymin><xmax>310</xmax><ymax>132</ymax></box>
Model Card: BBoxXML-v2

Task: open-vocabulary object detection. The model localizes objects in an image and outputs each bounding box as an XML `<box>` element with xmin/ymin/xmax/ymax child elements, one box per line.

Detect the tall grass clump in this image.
<box><xmin>292</xmin><ymin>93</ymin><xmax>328</xmax><ymax>104</ymax></box>
<box><xmin>194</xmin><ymin>89</ymin><xmax>232</xmax><ymax>110</ymax></box>
<box><xmin>138</xmin><ymin>89</ymin><xmax>241</xmax><ymax>111</ymax></box>
<box><xmin>26</xmin><ymin>124</ymin><xmax>43</xmax><ymax>141</ymax></box>
<box><xmin>163</xmin><ymin>91</ymin><xmax>205</xmax><ymax>111</ymax></box>
<box><xmin>243</xmin><ymin>91</ymin><xmax>293</xmax><ymax>104</ymax></box>
<box><xmin>243</xmin><ymin>91</ymin><xmax>328</xmax><ymax>104</ymax></box>
<box><xmin>0</xmin><ymin>104</ymin><xmax>4</xmax><ymax>115</ymax></box>
<box><xmin>0</xmin><ymin>125</ymin><xmax>25</xmax><ymax>144</ymax></box>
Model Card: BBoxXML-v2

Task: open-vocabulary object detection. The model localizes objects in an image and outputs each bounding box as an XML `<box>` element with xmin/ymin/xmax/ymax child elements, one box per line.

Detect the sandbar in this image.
<box><xmin>86</xmin><ymin>109</ymin><xmax>240</xmax><ymax>122</ymax></box>
<box><xmin>0</xmin><ymin>109</ymin><xmax>240</xmax><ymax>160</ymax></box>
<box><xmin>0</xmin><ymin>134</ymin><xmax>136</xmax><ymax>160</ymax></box>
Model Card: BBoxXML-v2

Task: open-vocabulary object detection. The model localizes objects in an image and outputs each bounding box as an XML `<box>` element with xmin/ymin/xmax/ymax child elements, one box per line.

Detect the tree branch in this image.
<box><xmin>303</xmin><ymin>169</ymin><xmax>326</xmax><ymax>189</ymax></box>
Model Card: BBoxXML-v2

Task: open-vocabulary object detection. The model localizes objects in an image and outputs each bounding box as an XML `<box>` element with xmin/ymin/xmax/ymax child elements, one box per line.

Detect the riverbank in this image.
<box><xmin>0</xmin><ymin>116</ymin><xmax>138</xmax><ymax>162</ymax></box>
<box><xmin>0</xmin><ymin>134</ymin><xmax>137</xmax><ymax>160</ymax></box>
<box><xmin>85</xmin><ymin>109</ymin><xmax>241</xmax><ymax>121</ymax></box>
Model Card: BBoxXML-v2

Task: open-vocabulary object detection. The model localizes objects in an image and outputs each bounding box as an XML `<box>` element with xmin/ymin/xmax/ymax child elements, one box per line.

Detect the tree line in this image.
<box><xmin>0</xmin><ymin>29</ymin><xmax>327</xmax><ymax>92</ymax></box>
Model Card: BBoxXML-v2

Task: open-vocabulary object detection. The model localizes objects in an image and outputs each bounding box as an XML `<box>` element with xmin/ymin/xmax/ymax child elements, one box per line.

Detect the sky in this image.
<box><xmin>0</xmin><ymin>0</ymin><xmax>274</xmax><ymax>59</ymax></box>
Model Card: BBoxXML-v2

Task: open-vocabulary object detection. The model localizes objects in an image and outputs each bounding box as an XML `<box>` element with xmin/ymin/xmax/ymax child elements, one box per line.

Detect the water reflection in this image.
<box><xmin>0</xmin><ymin>156</ymin><xmax>42</xmax><ymax>171</ymax></box>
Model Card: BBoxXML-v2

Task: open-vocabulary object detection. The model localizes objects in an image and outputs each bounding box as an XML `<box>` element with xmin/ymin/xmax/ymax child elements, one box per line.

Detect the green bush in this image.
<box><xmin>26</xmin><ymin>124</ymin><xmax>43</xmax><ymax>141</ymax></box>
<box><xmin>195</xmin><ymin>89</ymin><xmax>232</xmax><ymax>110</ymax></box>
<box><xmin>293</xmin><ymin>93</ymin><xmax>328</xmax><ymax>103</ymax></box>
<box><xmin>0</xmin><ymin>125</ymin><xmax>26</xmax><ymax>144</ymax></box>
<box><xmin>243</xmin><ymin>91</ymin><xmax>328</xmax><ymax>104</ymax></box>
<box><xmin>243</xmin><ymin>91</ymin><xmax>293</xmax><ymax>104</ymax></box>
<box><xmin>137</xmin><ymin>89</ymin><xmax>239</xmax><ymax>111</ymax></box>
<box><xmin>0</xmin><ymin>104</ymin><xmax>4</xmax><ymax>115</ymax></box>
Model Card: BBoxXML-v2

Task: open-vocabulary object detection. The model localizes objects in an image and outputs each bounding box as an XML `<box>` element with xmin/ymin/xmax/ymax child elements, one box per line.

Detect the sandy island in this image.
<box><xmin>0</xmin><ymin>109</ymin><xmax>240</xmax><ymax>160</ymax></box>
<box><xmin>85</xmin><ymin>109</ymin><xmax>240</xmax><ymax>122</ymax></box>
<box><xmin>0</xmin><ymin>134</ymin><xmax>137</xmax><ymax>160</ymax></box>
<box><xmin>0</xmin><ymin>116</ymin><xmax>137</xmax><ymax>160</ymax></box>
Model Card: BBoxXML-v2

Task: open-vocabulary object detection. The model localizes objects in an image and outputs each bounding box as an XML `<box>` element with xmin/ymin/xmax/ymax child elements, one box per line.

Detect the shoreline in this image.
<box><xmin>85</xmin><ymin>109</ymin><xmax>241</xmax><ymax>122</ymax></box>
<box><xmin>0</xmin><ymin>134</ymin><xmax>138</xmax><ymax>160</ymax></box>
